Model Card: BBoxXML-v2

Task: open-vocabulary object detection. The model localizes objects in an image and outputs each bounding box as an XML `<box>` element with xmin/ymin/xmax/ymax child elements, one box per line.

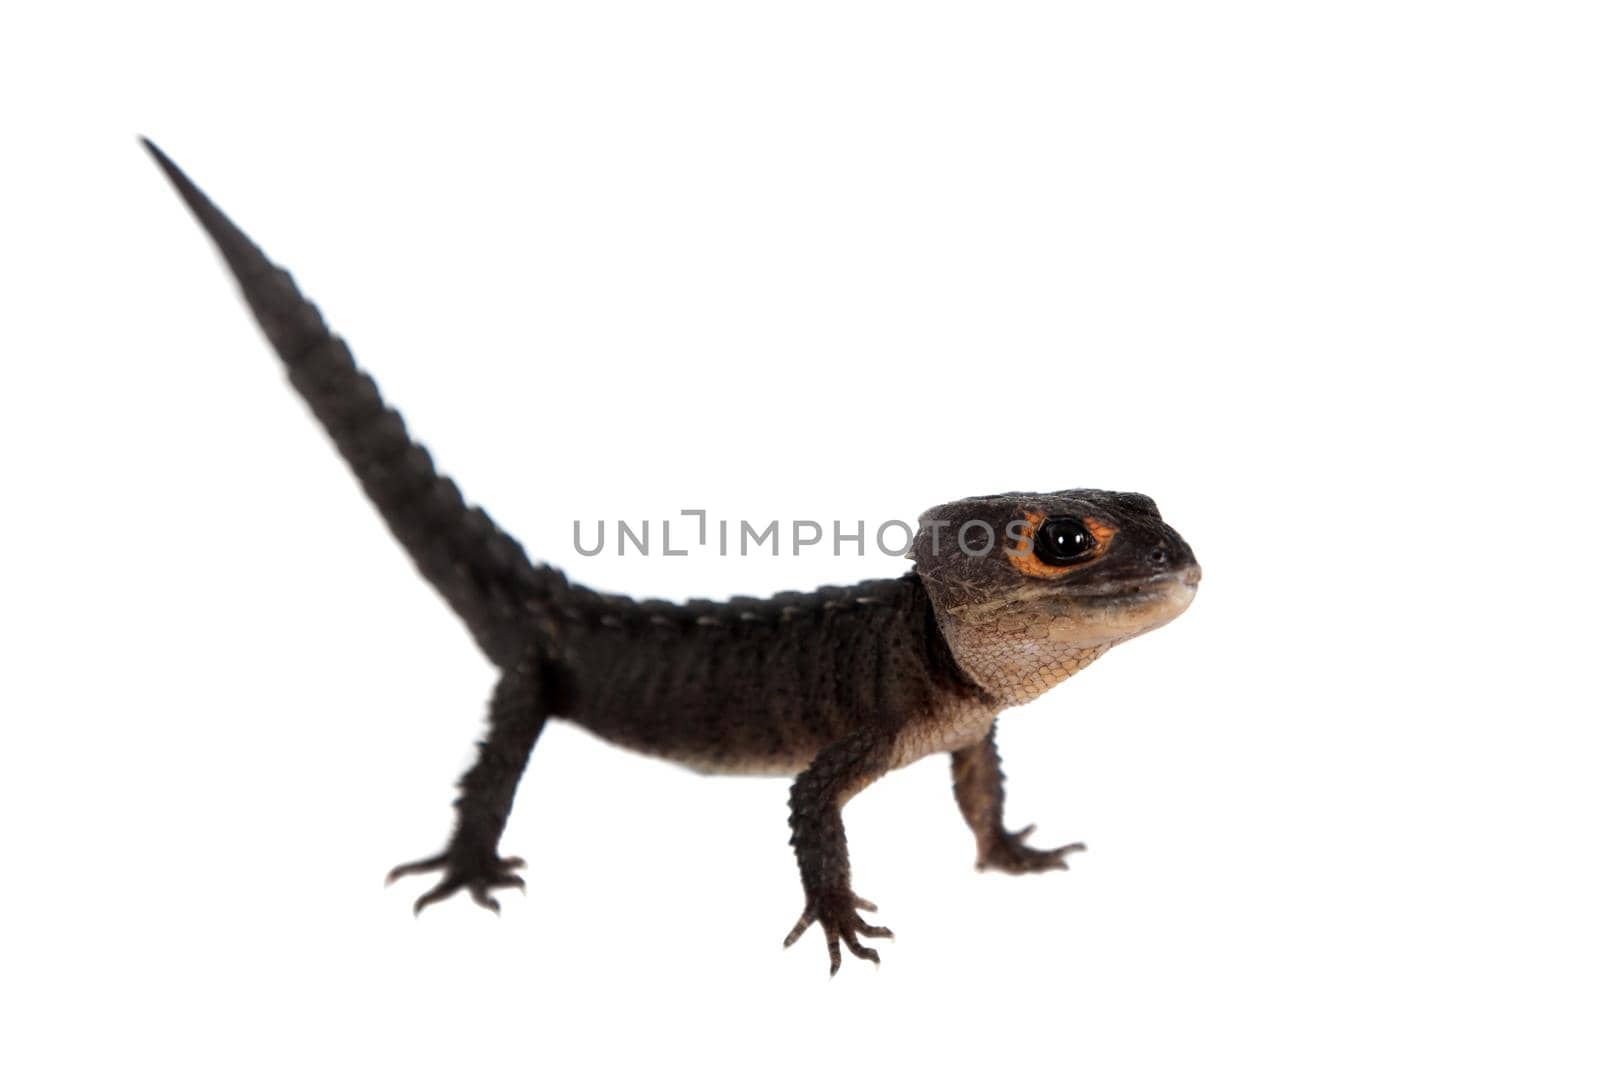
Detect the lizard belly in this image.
<box><xmin>674</xmin><ymin>749</ymin><xmax>816</xmax><ymax>777</ymax></box>
<box><xmin>567</xmin><ymin>711</ymin><xmax>821</xmax><ymax>778</ymax></box>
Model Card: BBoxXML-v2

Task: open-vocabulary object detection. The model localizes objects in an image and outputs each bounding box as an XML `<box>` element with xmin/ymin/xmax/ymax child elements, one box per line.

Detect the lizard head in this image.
<box><xmin>910</xmin><ymin>490</ymin><xmax>1201</xmax><ymax>705</ymax></box>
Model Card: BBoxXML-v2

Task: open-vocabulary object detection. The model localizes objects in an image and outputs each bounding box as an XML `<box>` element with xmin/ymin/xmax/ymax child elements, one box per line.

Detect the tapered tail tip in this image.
<box><xmin>137</xmin><ymin>137</ymin><xmax>330</xmax><ymax>356</ymax></box>
<box><xmin>140</xmin><ymin>137</ymin><xmax>197</xmax><ymax>198</ymax></box>
<box><xmin>140</xmin><ymin>136</ymin><xmax>170</xmax><ymax>170</ymax></box>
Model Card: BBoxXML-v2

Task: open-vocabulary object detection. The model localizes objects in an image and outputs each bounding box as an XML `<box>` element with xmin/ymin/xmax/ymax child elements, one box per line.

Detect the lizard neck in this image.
<box><xmin>933</xmin><ymin>614</ymin><xmax>1112</xmax><ymax>708</ymax></box>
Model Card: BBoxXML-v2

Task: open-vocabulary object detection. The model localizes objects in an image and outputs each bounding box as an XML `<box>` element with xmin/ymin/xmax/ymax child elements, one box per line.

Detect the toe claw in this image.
<box><xmin>413</xmin><ymin>884</ymin><xmax>452</xmax><ymax>916</ymax></box>
<box><xmin>783</xmin><ymin>911</ymin><xmax>814</xmax><ymax>949</ymax></box>
<box><xmin>386</xmin><ymin>853</ymin><xmax>446</xmax><ymax>885</ymax></box>
<box><xmin>840</xmin><ymin>928</ymin><xmax>881</xmax><ymax>964</ymax></box>
<box><xmin>786</xmin><ymin>890</ymin><xmax>890</xmax><ymax>974</ymax></box>
<box><xmin>470</xmin><ymin>885</ymin><xmax>501</xmax><ymax>914</ymax></box>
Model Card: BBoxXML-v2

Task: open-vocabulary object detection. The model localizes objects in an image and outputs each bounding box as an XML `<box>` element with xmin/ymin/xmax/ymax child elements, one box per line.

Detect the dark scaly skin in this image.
<box><xmin>145</xmin><ymin>142</ymin><xmax>1202</xmax><ymax>975</ymax></box>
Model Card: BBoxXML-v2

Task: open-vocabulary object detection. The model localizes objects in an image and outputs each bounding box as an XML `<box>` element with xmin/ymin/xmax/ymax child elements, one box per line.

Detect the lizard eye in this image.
<box><xmin>1034</xmin><ymin>516</ymin><xmax>1096</xmax><ymax>566</ymax></box>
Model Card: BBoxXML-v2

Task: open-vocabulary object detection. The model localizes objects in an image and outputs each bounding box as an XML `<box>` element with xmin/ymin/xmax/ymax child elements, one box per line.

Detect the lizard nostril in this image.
<box><xmin>1148</xmin><ymin>546</ymin><xmax>1169</xmax><ymax>566</ymax></box>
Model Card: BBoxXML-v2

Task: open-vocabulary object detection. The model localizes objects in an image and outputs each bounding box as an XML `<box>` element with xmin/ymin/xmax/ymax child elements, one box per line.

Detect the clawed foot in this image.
<box><xmin>783</xmin><ymin>889</ymin><xmax>894</xmax><ymax>975</ymax></box>
<box><xmin>978</xmin><ymin>825</ymin><xmax>1086</xmax><ymax>874</ymax></box>
<box><xmin>386</xmin><ymin>848</ymin><xmax>527</xmax><ymax>915</ymax></box>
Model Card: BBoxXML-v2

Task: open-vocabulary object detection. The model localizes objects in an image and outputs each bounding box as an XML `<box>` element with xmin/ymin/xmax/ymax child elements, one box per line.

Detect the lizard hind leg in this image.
<box><xmin>387</xmin><ymin>657</ymin><xmax>558</xmax><ymax>915</ymax></box>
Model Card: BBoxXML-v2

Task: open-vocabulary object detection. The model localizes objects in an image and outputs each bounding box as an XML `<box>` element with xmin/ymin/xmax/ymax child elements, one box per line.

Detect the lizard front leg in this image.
<box><xmin>951</xmin><ymin>722</ymin><xmax>1085</xmax><ymax>873</ymax></box>
<box><xmin>783</xmin><ymin>728</ymin><xmax>897</xmax><ymax>974</ymax></box>
<box><xmin>387</xmin><ymin>656</ymin><xmax>558</xmax><ymax>913</ymax></box>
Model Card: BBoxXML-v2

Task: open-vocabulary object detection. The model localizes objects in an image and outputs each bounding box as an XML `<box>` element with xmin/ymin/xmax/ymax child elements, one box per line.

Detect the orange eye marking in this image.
<box><xmin>1006</xmin><ymin>510</ymin><xmax>1116</xmax><ymax>580</ymax></box>
<box><xmin>1083</xmin><ymin>516</ymin><xmax>1117</xmax><ymax>543</ymax></box>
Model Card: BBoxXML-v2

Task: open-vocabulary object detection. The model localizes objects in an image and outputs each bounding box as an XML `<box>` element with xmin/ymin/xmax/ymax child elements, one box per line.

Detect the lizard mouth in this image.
<box><xmin>942</xmin><ymin>565</ymin><xmax>1201</xmax><ymax>630</ymax></box>
<box><xmin>1048</xmin><ymin>566</ymin><xmax>1200</xmax><ymax>645</ymax></box>
<box><xmin>1069</xmin><ymin>565</ymin><xmax>1203</xmax><ymax>602</ymax></box>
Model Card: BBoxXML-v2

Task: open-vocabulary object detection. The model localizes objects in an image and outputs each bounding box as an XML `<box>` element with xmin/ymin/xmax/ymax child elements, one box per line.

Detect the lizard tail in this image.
<box><xmin>144</xmin><ymin>139</ymin><xmax>559</xmax><ymax>668</ymax></box>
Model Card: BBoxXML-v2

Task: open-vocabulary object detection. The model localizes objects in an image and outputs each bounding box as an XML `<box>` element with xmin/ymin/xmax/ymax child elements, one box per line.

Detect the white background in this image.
<box><xmin>3</xmin><ymin>2</ymin><xmax>1596</xmax><ymax>1063</ymax></box>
